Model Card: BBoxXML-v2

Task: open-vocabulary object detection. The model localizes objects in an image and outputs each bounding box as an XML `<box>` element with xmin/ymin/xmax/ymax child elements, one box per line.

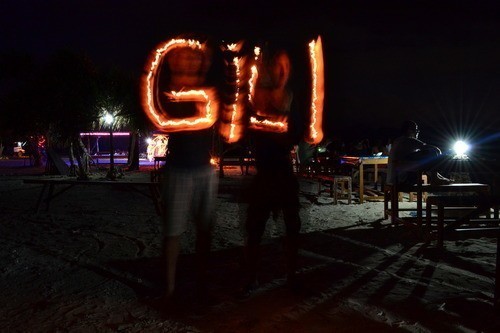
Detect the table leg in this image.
<box><xmin>45</xmin><ymin>183</ymin><xmax>55</xmax><ymax>211</ymax></box>
<box><xmin>437</xmin><ymin>204</ymin><xmax>444</xmax><ymax>247</ymax></box>
<box><xmin>35</xmin><ymin>183</ymin><xmax>48</xmax><ymax>213</ymax></box>
<box><xmin>495</xmin><ymin>231</ymin><xmax>500</xmax><ymax>309</ymax></box>
<box><xmin>359</xmin><ymin>164</ymin><xmax>364</xmax><ymax>204</ymax></box>
<box><xmin>391</xmin><ymin>186</ymin><xmax>399</xmax><ymax>224</ymax></box>
<box><xmin>417</xmin><ymin>188</ymin><xmax>422</xmax><ymax>227</ymax></box>
<box><xmin>149</xmin><ymin>183</ymin><xmax>163</xmax><ymax>216</ymax></box>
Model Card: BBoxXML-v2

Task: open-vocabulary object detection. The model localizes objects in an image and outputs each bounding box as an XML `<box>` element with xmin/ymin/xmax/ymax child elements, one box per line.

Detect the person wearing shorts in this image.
<box><xmin>160</xmin><ymin>128</ymin><xmax>217</xmax><ymax>299</ymax></box>
<box><xmin>240</xmin><ymin>44</ymin><xmax>305</xmax><ymax>298</ymax></box>
<box><xmin>155</xmin><ymin>39</ymin><xmax>219</xmax><ymax>300</ymax></box>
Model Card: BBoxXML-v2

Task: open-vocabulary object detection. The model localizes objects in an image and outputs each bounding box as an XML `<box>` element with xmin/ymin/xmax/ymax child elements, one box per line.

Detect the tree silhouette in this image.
<box><xmin>1</xmin><ymin>50</ymin><xmax>150</xmax><ymax>175</ymax></box>
<box><xmin>1</xmin><ymin>50</ymin><xmax>99</xmax><ymax>176</ymax></box>
<box><xmin>94</xmin><ymin>66</ymin><xmax>150</xmax><ymax>171</ymax></box>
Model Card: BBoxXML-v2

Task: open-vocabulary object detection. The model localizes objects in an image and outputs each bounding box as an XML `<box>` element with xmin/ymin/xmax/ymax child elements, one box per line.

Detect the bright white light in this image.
<box><xmin>146</xmin><ymin>137</ymin><xmax>153</xmax><ymax>145</ymax></box>
<box><xmin>453</xmin><ymin>140</ymin><xmax>469</xmax><ymax>157</ymax></box>
<box><xmin>104</xmin><ymin>113</ymin><xmax>114</xmax><ymax>125</ymax></box>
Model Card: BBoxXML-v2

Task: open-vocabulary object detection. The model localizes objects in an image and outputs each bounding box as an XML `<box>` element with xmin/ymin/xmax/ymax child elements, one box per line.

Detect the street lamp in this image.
<box><xmin>104</xmin><ymin>113</ymin><xmax>116</xmax><ymax>180</ymax></box>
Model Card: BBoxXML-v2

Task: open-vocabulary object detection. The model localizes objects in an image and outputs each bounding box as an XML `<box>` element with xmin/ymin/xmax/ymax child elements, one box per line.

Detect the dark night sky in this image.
<box><xmin>2</xmin><ymin>0</ymin><xmax>500</xmax><ymax>147</ymax></box>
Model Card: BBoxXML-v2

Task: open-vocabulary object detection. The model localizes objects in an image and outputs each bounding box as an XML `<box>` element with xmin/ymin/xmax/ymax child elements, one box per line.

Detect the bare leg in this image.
<box><xmin>240</xmin><ymin>157</ymin><xmax>245</xmax><ymax>175</ymax></box>
<box><xmin>244</xmin><ymin>209</ymin><xmax>268</xmax><ymax>286</ymax></box>
<box><xmin>238</xmin><ymin>214</ymin><xmax>266</xmax><ymax>299</ymax></box>
<box><xmin>283</xmin><ymin>200</ymin><xmax>301</xmax><ymax>288</ymax></box>
<box><xmin>244</xmin><ymin>240</ymin><xmax>260</xmax><ymax>285</ymax></box>
<box><xmin>195</xmin><ymin>229</ymin><xmax>211</xmax><ymax>295</ymax></box>
<box><xmin>164</xmin><ymin>236</ymin><xmax>180</xmax><ymax>298</ymax></box>
<box><xmin>428</xmin><ymin>171</ymin><xmax>453</xmax><ymax>185</ymax></box>
<box><xmin>284</xmin><ymin>234</ymin><xmax>299</xmax><ymax>284</ymax></box>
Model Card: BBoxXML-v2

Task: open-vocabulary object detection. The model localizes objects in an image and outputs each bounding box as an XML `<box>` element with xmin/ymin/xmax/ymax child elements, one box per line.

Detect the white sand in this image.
<box><xmin>1</xmin><ymin>165</ymin><xmax>499</xmax><ymax>332</ymax></box>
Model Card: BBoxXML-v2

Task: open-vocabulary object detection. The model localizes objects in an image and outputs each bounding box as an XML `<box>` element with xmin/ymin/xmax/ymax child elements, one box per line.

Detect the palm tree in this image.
<box><xmin>95</xmin><ymin>67</ymin><xmax>150</xmax><ymax>171</ymax></box>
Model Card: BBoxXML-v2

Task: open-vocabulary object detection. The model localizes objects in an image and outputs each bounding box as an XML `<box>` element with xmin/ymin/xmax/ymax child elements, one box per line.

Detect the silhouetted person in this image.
<box><xmin>240</xmin><ymin>45</ymin><xmax>304</xmax><ymax>298</ymax></box>
<box><xmin>158</xmin><ymin>39</ymin><xmax>218</xmax><ymax>302</ymax></box>
<box><xmin>387</xmin><ymin>120</ymin><xmax>452</xmax><ymax>186</ymax></box>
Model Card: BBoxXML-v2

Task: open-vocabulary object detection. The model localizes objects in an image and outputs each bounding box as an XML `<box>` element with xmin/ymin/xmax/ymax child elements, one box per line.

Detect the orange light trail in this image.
<box><xmin>220</xmin><ymin>42</ymin><xmax>245</xmax><ymax>143</ymax></box>
<box><xmin>248</xmin><ymin>47</ymin><xmax>261</xmax><ymax>104</ymax></box>
<box><xmin>160</xmin><ymin>89</ymin><xmax>215</xmax><ymax>127</ymax></box>
<box><xmin>249</xmin><ymin>117</ymin><xmax>287</xmax><ymax>131</ymax></box>
<box><xmin>306</xmin><ymin>35</ymin><xmax>324</xmax><ymax>144</ymax></box>
<box><xmin>141</xmin><ymin>38</ymin><xmax>217</xmax><ymax>132</ymax></box>
<box><xmin>228</xmin><ymin>56</ymin><xmax>240</xmax><ymax>141</ymax></box>
<box><xmin>248</xmin><ymin>46</ymin><xmax>288</xmax><ymax>132</ymax></box>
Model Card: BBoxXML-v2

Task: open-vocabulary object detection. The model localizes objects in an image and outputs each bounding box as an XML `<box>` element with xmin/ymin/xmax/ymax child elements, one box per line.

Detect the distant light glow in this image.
<box><xmin>453</xmin><ymin>140</ymin><xmax>469</xmax><ymax>158</ymax></box>
<box><xmin>80</xmin><ymin>132</ymin><xmax>130</xmax><ymax>136</ymax></box>
<box><xmin>146</xmin><ymin>134</ymin><xmax>169</xmax><ymax>161</ymax></box>
<box><xmin>104</xmin><ymin>113</ymin><xmax>114</xmax><ymax>125</ymax></box>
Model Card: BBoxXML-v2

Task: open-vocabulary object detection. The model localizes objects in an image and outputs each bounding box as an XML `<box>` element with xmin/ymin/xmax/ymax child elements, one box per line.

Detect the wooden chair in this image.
<box><xmin>384</xmin><ymin>174</ymin><xmax>427</xmax><ymax>199</ymax></box>
<box><xmin>318</xmin><ymin>174</ymin><xmax>352</xmax><ymax>204</ymax></box>
<box><xmin>384</xmin><ymin>161</ymin><xmax>425</xmax><ymax>225</ymax></box>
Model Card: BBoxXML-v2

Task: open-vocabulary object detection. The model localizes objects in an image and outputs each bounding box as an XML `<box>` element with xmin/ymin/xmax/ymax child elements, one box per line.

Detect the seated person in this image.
<box><xmin>387</xmin><ymin>120</ymin><xmax>452</xmax><ymax>186</ymax></box>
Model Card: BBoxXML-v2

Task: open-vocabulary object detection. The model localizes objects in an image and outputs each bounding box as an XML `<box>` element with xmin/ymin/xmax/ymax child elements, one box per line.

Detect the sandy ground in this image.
<box><xmin>1</xmin><ymin>162</ymin><xmax>499</xmax><ymax>332</ymax></box>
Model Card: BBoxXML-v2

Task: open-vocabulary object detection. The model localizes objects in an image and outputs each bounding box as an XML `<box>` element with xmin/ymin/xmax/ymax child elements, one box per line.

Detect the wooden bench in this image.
<box><xmin>424</xmin><ymin>195</ymin><xmax>500</xmax><ymax>308</ymax></box>
<box><xmin>425</xmin><ymin>194</ymin><xmax>500</xmax><ymax>247</ymax></box>
<box><xmin>218</xmin><ymin>156</ymin><xmax>255</xmax><ymax>178</ymax></box>
<box><xmin>385</xmin><ymin>182</ymin><xmax>490</xmax><ymax>227</ymax></box>
<box><xmin>91</xmin><ymin>152</ymin><xmax>129</xmax><ymax>165</ymax></box>
<box><xmin>150</xmin><ymin>156</ymin><xmax>167</xmax><ymax>182</ymax></box>
<box><xmin>153</xmin><ymin>156</ymin><xmax>167</xmax><ymax>170</ymax></box>
<box><xmin>23</xmin><ymin>178</ymin><xmax>162</xmax><ymax>216</ymax></box>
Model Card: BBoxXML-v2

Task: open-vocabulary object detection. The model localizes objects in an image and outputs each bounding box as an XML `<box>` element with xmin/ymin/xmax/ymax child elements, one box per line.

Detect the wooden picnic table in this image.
<box><xmin>425</xmin><ymin>193</ymin><xmax>500</xmax><ymax>246</ymax></box>
<box><xmin>23</xmin><ymin>178</ymin><xmax>162</xmax><ymax>215</ymax></box>
<box><xmin>386</xmin><ymin>182</ymin><xmax>491</xmax><ymax>227</ymax></box>
<box><xmin>342</xmin><ymin>155</ymin><xmax>388</xmax><ymax>203</ymax></box>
